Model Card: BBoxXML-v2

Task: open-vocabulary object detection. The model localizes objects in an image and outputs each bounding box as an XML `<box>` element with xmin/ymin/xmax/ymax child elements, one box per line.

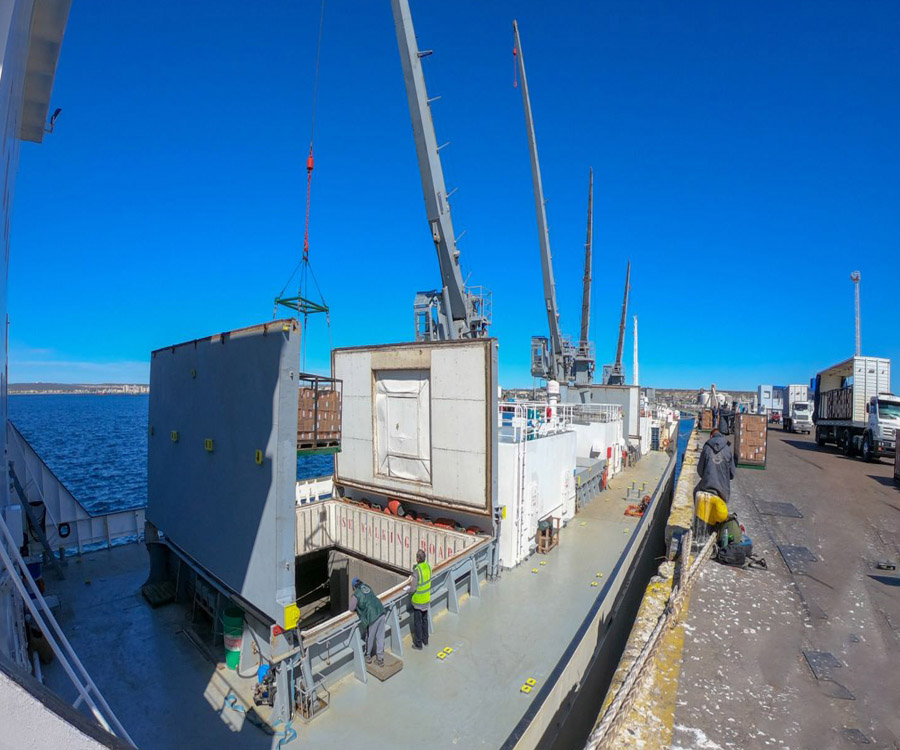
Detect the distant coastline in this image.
<box><xmin>10</xmin><ymin>383</ymin><xmax>149</xmax><ymax>395</ymax></box>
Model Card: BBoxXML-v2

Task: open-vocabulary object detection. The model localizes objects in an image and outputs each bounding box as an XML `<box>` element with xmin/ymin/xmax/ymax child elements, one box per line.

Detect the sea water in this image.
<box><xmin>9</xmin><ymin>394</ymin><xmax>333</xmax><ymax>515</ymax></box>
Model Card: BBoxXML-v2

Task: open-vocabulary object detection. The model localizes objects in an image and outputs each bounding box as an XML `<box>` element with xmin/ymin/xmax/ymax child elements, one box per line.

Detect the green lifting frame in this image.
<box><xmin>274</xmin><ymin>295</ymin><xmax>329</xmax><ymax>316</ymax></box>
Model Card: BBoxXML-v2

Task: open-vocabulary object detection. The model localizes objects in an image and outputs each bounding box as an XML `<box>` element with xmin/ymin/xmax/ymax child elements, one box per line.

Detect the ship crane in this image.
<box><xmin>573</xmin><ymin>168</ymin><xmax>596</xmax><ymax>385</ymax></box>
<box><xmin>513</xmin><ymin>20</ymin><xmax>579</xmax><ymax>384</ymax></box>
<box><xmin>391</xmin><ymin>0</ymin><xmax>491</xmax><ymax>341</ymax></box>
<box><xmin>604</xmin><ymin>261</ymin><xmax>631</xmax><ymax>385</ymax></box>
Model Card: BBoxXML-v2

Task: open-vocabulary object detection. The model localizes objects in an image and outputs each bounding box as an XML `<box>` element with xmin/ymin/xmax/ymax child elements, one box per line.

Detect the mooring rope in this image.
<box><xmin>584</xmin><ymin>530</ymin><xmax>717</xmax><ymax>750</ymax></box>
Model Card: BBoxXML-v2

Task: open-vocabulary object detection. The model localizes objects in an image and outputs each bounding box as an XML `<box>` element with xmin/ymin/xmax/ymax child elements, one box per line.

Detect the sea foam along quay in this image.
<box><xmin>595</xmin><ymin>421</ymin><xmax>900</xmax><ymax>749</ymax></box>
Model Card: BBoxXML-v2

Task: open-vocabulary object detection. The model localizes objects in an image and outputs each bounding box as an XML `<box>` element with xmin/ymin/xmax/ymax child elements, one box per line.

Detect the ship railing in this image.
<box><xmin>293</xmin><ymin>528</ymin><xmax>494</xmax><ymax>699</ymax></box>
<box><xmin>8</xmin><ymin>422</ymin><xmax>145</xmax><ymax>557</ymax></box>
<box><xmin>569</xmin><ymin>403</ymin><xmax>623</xmax><ymax>424</ymax></box>
<box><xmin>499</xmin><ymin>401</ymin><xmax>622</xmax><ymax>443</ymax></box>
<box><xmin>296</xmin><ymin>475</ymin><xmax>334</xmax><ymax>505</ymax></box>
<box><xmin>0</xmin><ymin>510</ymin><xmax>136</xmax><ymax>746</ymax></box>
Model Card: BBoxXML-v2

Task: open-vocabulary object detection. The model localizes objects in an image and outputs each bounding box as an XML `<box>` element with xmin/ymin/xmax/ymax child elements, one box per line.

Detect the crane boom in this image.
<box><xmin>513</xmin><ymin>20</ymin><xmax>565</xmax><ymax>381</ymax></box>
<box><xmin>579</xmin><ymin>167</ymin><xmax>593</xmax><ymax>346</ymax></box>
<box><xmin>391</xmin><ymin>0</ymin><xmax>489</xmax><ymax>340</ymax></box>
<box><xmin>607</xmin><ymin>260</ymin><xmax>631</xmax><ymax>385</ymax></box>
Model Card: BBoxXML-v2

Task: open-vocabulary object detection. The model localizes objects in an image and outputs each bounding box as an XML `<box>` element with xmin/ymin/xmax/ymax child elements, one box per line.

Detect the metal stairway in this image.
<box><xmin>0</xmin><ymin>508</ymin><xmax>135</xmax><ymax>746</ymax></box>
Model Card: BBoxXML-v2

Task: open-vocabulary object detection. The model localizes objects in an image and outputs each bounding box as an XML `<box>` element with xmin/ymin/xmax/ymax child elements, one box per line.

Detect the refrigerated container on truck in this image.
<box><xmin>813</xmin><ymin>356</ymin><xmax>898</xmax><ymax>461</ymax></box>
<box><xmin>781</xmin><ymin>384</ymin><xmax>811</xmax><ymax>433</ymax></box>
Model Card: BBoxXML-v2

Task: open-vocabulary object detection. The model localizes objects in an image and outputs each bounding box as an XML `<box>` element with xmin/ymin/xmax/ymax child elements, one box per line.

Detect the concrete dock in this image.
<box><xmin>611</xmin><ymin>426</ymin><xmax>900</xmax><ymax>749</ymax></box>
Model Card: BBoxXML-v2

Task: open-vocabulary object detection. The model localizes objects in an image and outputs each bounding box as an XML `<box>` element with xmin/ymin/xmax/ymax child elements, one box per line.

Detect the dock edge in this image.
<box><xmin>586</xmin><ymin>423</ymin><xmax>706</xmax><ymax>749</ymax></box>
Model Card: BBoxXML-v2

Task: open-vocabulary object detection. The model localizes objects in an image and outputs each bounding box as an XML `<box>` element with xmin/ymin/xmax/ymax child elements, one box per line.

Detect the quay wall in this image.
<box><xmin>589</xmin><ymin>423</ymin><xmax>704</xmax><ymax>749</ymax></box>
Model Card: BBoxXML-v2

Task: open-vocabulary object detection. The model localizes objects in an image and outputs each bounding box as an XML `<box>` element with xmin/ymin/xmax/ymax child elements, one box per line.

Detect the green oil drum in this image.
<box><xmin>223</xmin><ymin>606</ymin><xmax>243</xmax><ymax>670</ymax></box>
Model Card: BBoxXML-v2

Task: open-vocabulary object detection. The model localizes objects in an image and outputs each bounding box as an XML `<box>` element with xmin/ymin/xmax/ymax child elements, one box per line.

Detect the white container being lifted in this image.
<box><xmin>813</xmin><ymin>355</ymin><xmax>898</xmax><ymax>461</ymax></box>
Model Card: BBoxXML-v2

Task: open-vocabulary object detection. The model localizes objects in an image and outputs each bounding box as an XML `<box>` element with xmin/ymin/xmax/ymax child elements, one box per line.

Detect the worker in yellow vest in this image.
<box><xmin>407</xmin><ymin>549</ymin><xmax>431</xmax><ymax>650</ymax></box>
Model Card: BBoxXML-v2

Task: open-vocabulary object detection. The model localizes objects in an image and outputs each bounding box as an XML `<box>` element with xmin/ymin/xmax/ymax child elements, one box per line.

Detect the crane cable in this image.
<box><xmin>301</xmin><ymin>0</ymin><xmax>329</xmax><ymax>370</ymax></box>
<box><xmin>275</xmin><ymin>0</ymin><xmax>331</xmax><ymax>370</ymax></box>
<box><xmin>304</xmin><ymin>0</ymin><xmax>326</xmax><ymax>264</ymax></box>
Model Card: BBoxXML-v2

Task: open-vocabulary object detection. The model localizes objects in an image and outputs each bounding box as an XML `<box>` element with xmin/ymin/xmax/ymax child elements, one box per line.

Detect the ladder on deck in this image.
<box><xmin>0</xmin><ymin>508</ymin><xmax>135</xmax><ymax>746</ymax></box>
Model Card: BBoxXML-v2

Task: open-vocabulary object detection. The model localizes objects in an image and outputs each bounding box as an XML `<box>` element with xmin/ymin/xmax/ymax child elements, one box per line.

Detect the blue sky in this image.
<box><xmin>10</xmin><ymin>0</ymin><xmax>900</xmax><ymax>390</ymax></box>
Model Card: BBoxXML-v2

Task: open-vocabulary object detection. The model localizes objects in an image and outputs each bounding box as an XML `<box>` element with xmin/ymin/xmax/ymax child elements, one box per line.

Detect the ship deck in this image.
<box><xmin>41</xmin><ymin>450</ymin><xmax>671</xmax><ymax>749</ymax></box>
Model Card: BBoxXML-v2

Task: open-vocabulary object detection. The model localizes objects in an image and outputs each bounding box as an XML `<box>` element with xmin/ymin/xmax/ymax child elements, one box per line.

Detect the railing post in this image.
<box><xmin>388</xmin><ymin>604</ymin><xmax>404</xmax><ymax>656</ymax></box>
<box><xmin>468</xmin><ymin>556</ymin><xmax>481</xmax><ymax>598</ymax></box>
<box><xmin>447</xmin><ymin>570</ymin><xmax>459</xmax><ymax>613</ymax></box>
<box><xmin>349</xmin><ymin>628</ymin><xmax>368</xmax><ymax>684</ymax></box>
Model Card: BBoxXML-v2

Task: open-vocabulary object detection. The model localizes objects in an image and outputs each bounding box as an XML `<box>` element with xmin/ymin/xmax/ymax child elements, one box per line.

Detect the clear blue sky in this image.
<box><xmin>10</xmin><ymin>0</ymin><xmax>900</xmax><ymax>390</ymax></box>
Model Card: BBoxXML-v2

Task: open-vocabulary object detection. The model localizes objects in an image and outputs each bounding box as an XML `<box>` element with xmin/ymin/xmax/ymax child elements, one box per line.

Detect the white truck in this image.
<box><xmin>781</xmin><ymin>384</ymin><xmax>812</xmax><ymax>434</ymax></box>
<box><xmin>813</xmin><ymin>356</ymin><xmax>899</xmax><ymax>461</ymax></box>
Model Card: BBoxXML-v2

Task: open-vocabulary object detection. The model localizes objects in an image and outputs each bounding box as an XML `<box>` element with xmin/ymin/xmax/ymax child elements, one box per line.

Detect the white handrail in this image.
<box><xmin>0</xmin><ymin>511</ymin><xmax>135</xmax><ymax>746</ymax></box>
<box><xmin>498</xmin><ymin>401</ymin><xmax>623</xmax><ymax>443</ymax></box>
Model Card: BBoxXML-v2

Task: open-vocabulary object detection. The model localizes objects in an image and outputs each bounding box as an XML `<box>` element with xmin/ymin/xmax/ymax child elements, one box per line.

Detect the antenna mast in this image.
<box><xmin>851</xmin><ymin>271</ymin><xmax>861</xmax><ymax>356</ymax></box>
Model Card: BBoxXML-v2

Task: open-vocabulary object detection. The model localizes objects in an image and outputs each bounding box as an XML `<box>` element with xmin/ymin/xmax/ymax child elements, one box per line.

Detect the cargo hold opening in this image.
<box><xmin>294</xmin><ymin>547</ymin><xmax>406</xmax><ymax>631</ymax></box>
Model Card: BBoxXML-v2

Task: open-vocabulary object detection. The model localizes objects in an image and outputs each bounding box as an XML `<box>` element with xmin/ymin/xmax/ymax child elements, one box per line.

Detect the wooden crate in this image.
<box><xmin>735</xmin><ymin>413</ymin><xmax>767</xmax><ymax>467</ymax></box>
<box><xmin>536</xmin><ymin>517</ymin><xmax>561</xmax><ymax>554</ymax></box>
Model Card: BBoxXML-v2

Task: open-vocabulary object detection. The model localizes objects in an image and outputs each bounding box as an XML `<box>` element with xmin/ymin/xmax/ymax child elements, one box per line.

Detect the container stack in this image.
<box><xmin>734</xmin><ymin>413</ymin><xmax>767</xmax><ymax>468</ymax></box>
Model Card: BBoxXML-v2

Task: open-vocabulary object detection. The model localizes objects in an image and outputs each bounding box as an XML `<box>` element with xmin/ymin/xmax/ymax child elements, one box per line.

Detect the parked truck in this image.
<box><xmin>781</xmin><ymin>384</ymin><xmax>812</xmax><ymax>433</ymax></box>
<box><xmin>813</xmin><ymin>356</ymin><xmax>899</xmax><ymax>461</ymax></box>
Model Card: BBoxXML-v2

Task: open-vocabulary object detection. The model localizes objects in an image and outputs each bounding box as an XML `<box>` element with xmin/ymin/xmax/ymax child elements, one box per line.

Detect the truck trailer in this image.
<box><xmin>781</xmin><ymin>384</ymin><xmax>812</xmax><ymax>434</ymax></box>
<box><xmin>813</xmin><ymin>356</ymin><xmax>899</xmax><ymax>461</ymax></box>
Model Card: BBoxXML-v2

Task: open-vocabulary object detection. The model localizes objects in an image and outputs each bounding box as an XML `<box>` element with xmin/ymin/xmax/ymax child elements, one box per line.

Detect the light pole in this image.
<box><xmin>850</xmin><ymin>271</ymin><xmax>861</xmax><ymax>356</ymax></box>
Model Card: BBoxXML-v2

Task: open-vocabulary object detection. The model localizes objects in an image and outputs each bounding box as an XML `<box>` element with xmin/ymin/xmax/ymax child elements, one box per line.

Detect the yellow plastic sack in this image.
<box><xmin>695</xmin><ymin>491</ymin><xmax>729</xmax><ymax>525</ymax></box>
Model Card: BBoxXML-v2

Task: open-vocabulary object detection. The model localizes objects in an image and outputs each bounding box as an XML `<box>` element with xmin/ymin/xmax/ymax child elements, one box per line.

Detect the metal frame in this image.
<box><xmin>274</xmin><ymin>295</ymin><xmax>328</xmax><ymax>317</ymax></box>
<box><xmin>297</xmin><ymin>373</ymin><xmax>343</xmax><ymax>454</ymax></box>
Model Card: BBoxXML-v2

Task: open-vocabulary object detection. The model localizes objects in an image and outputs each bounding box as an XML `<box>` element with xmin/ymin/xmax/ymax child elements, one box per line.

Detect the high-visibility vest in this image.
<box><xmin>411</xmin><ymin>562</ymin><xmax>431</xmax><ymax>605</ymax></box>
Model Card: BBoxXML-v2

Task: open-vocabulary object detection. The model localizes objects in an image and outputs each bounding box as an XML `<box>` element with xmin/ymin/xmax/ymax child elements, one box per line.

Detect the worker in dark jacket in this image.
<box><xmin>695</xmin><ymin>428</ymin><xmax>736</xmax><ymax>502</ymax></box>
<box><xmin>349</xmin><ymin>578</ymin><xmax>386</xmax><ymax>667</ymax></box>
